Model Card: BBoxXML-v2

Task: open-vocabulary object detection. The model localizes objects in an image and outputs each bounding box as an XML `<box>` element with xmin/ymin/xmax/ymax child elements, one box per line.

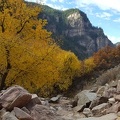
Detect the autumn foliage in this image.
<box><xmin>93</xmin><ymin>46</ymin><xmax>120</xmax><ymax>70</ymax></box>
<box><xmin>0</xmin><ymin>0</ymin><xmax>82</xmax><ymax>96</ymax></box>
<box><xmin>0</xmin><ymin>0</ymin><xmax>119</xmax><ymax>97</ymax></box>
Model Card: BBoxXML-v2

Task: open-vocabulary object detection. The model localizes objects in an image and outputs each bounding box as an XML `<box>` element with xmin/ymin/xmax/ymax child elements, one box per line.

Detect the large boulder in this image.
<box><xmin>0</xmin><ymin>85</ymin><xmax>32</xmax><ymax>110</ymax></box>
<box><xmin>74</xmin><ymin>90</ymin><xmax>97</xmax><ymax>107</ymax></box>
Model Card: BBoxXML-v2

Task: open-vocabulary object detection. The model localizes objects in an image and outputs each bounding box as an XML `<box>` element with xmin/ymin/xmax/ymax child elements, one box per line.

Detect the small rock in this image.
<box><xmin>117</xmin><ymin>80</ymin><xmax>120</xmax><ymax>93</ymax></box>
<box><xmin>108</xmin><ymin>98</ymin><xmax>115</xmax><ymax>104</ymax></box>
<box><xmin>73</xmin><ymin>105</ymin><xmax>84</xmax><ymax>112</ymax></box>
<box><xmin>103</xmin><ymin>87</ymin><xmax>116</xmax><ymax>98</ymax></box>
<box><xmin>49</xmin><ymin>95</ymin><xmax>62</xmax><ymax>103</ymax></box>
<box><xmin>117</xmin><ymin>112</ymin><xmax>120</xmax><ymax>117</ymax></box>
<box><xmin>83</xmin><ymin>108</ymin><xmax>93</xmax><ymax>117</ymax></box>
<box><xmin>110</xmin><ymin>81</ymin><xmax>118</xmax><ymax>87</ymax></box>
<box><xmin>96</xmin><ymin>86</ymin><xmax>105</xmax><ymax>96</ymax></box>
<box><xmin>78</xmin><ymin>113</ymin><xmax>117</xmax><ymax>120</ymax></box>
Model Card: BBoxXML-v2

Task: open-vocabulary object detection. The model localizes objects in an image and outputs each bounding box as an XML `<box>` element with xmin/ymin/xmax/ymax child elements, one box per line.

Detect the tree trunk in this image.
<box><xmin>0</xmin><ymin>47</ymin><xmax>11</xmax><ymax>90</ymax></box>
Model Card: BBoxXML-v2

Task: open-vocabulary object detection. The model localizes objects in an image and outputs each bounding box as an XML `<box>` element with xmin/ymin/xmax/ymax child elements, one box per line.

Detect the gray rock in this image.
<box><xmin>0</xmin><ymin>108</ymin><xmax>6</xmax><ymax>118</ymax></box>
<box><xmin>106</xmin><ymin>102</ymin><xmax>120</xmax><ymax>114</ymax></box>
<box><xmin>96</xmin><ymin>86</ymin><xmax>105</xmax><ymax>96</ymax></box>
<box><xmin>89</xmin><ymin>97</ymin><xmax>108</xmax><ymax>109</ymax></box>
<box><xmin>73</xmin><ymin>105</ymin><xmax>84</xmax><ymax>112</ymax></box>
<box><xmin>83</xmin><ymin>108</ymin><xmax>93</xmax><ymax>117</ymax></box>
<box><xmin>49</xmin><ymin>95</ymin><xmax>62</xmax><ymax>103</ymax></box>
<box><xmin>21</xmin><ymin>107</ymin><xmax>30</xmax><ymax>114</ymax></box>
<box><xmin>103</xmin><ymin>87</ymin><xmax>116</xmax><ymax>98</ymax></box>
<box><xmin>1</xmin><ymin>112</ymin><xmax>18</xmax><ymax>120</ymax></box>
<box><xmin>117</xmin><ymin>80</ymin><xmax>120</xmax><ymax>93</ymax></box>
<box><xmin>115</xmin><ymin>95</ymin><xmax>120</xmax><ymax>101</ymax></box>
<box><xmin>14</xmin><ymin>107</ymin><xmax>33</xmax><ymax>120</ymax></box>
<box><xmin>109</xmin><ymin>81</ymin><xmax>118</xmax><ymax>87</ymax></box>
<box><xmin>30</xmin><ymin>104</ymin><xmax>62</xmax><ymax>120</ymax></box>
<box><xmin>92</xmin><ymin>103</ymin><xmax>110</xmax><ymax>116</ymax></box>
<box><xmin>77</xmin><ymin>113</ymin><xmax>117</xmax><ymax>120</ymax></box>
<box><xmin>108</xmin><ymin>98</ymin><xmax>115</xmax><ymax>104</ymax></box>
<box><xmin>75</xmin><ymin>90</ymin><xmax>97</xmax><ymax>106</ymax></box>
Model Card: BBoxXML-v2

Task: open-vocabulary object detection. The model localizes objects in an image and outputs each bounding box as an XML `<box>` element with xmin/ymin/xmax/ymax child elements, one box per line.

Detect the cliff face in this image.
<box><xmin>39</xmin><ymin>5</ymin><xmax>114</xmax><ymax>59</ymax></box>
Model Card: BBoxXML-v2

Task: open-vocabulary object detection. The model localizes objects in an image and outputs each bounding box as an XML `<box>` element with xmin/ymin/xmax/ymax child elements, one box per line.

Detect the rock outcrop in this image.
<box><xmin>39</xmin><ymin>5</ymin><xmax>114</xmax><ymax>59</ymax></box>
<box><xmin>1</xmin><ymin>82</ymin><xmax>120</xmax><ymax>120</ymax></box>
<box><xmin>0</xmin><ymin>85</ymin><xmax>63</xmax><ymax>120</ymax></box>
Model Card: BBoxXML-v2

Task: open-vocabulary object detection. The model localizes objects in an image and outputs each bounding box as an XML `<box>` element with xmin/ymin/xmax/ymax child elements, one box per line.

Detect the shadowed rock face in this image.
<box><xmin>39</xmin><ymin>5</ymin><xmax>114</xmax><ymax>59</ymax></box>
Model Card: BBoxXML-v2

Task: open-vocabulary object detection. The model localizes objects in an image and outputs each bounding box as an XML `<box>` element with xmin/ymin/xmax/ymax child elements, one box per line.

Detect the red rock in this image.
<box><xmin>0</xmin><ymin>85</ymin><xmax>32</xmax><ymax>110</ymax></box>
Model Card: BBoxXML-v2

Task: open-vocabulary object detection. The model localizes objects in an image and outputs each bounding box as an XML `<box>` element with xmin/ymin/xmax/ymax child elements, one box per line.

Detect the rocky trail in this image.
<box><xmin>1</xmin><ymin>80</ymin><xmax>120</xmax><ymax>120</ymax></box>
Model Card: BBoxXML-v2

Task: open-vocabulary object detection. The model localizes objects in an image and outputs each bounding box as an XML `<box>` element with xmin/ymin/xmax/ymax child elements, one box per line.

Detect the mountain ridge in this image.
<box><xmin>39</xmin><ymin>5</ymin><xmax>114</xmax><ymax>59</ymax></box>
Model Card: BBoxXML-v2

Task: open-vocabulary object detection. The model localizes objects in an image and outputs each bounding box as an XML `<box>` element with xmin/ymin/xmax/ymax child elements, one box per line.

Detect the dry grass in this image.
<box><xmin>96</xmin><ymin>64</ymin><xmax>120</xmax><ymax>86</ymax></box>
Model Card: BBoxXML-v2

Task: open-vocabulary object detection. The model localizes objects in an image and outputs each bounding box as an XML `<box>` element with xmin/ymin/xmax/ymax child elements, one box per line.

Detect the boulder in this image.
<box><xmin>106</xmin><ymin>102</ymin><xmax>120</xmax><ymax>114</ymax></box>
<box><xmin>77</xmin><ymin>113</ymin><xmax>117</xmax><ymax>120</ymax></box>
<box><xmin>117</xmin><ymin>80</ymin><xmax>120</xmax><ymax>93</ymax></box>
<box><xmin>115</xmin><ymin>95</ymin><xmax>120</xmax><ymax>101</ymax></box>
<box><xmin>21</xmin><ymin>107</ymin><xmax>30</xmax><ymax>114</ymax></box>
<box><xmin>73</xmin><ymin>105</ymin><xmax>84</xmax><ymax>112</ymax></box>
<box><xmin>109</xmin><ymin>81</ymin><xmax>118</xmax><ymax>87</ymax></box>
<box><xmin>14</xmin><ymin>107</ymin><xmax>33</xmax><ymax>120</ymax></box>
<box><xmin>1</xmin><ymin>112</ymin><xmax>18</xmax><ymax>120</ymax></box>
<box><xmin>96</xmin><ymin>86</ymin><xmax>105</xmax><ymax>96</ymax></box>
<box><xmin>89</xmin><ymin>97</ymin><xmax>108</xmax><ymax>109</ymax></box>
<box><xmin>25</xmin><ymin>96</ymin><xmax>41</xmax><ymax>110</ymax></box>
<box><xmin>0</xmin><ymin>85</ymin><xmax>32</xmax><ymax>111</ymax></box>
<box><xmin>75</xmin><ymin>90</ymin><xmax>97</xmax><ymax>107</ymax></box>
<box><xmin>92</xmin><ymin>103</ymin><xmax>110</xmax><ymax>116</ymax></box>
<box><xmin>30</xmin><ymin>104</ymin><xmax>62</xmax><ymax>120</ymax></box>
<box><xmin>103</xmin><ymin>87</ymin><xmax>116</xmax><ymax>98</ymax></box>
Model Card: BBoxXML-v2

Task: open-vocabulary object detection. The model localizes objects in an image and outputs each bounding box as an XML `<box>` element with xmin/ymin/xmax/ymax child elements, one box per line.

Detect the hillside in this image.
<box><xmin>39</xmin><ymin>5</ymin><xmax>114</xmax><ymax>59</ymax></box>
<box><xmin>116</xmin><ymin>42</ymin><xmax>120</xmax><ymax>46</ymax></box>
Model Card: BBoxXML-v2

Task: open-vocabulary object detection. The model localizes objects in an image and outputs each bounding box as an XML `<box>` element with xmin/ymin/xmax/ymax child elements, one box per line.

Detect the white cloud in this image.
<box><xmin>51</xmin><ymin>0</ymin><xmax>57</xmax><ymax>2</ymax></box>
<box><xmin>59</xmin><ymin>0</ymin><xmax>64</xmax><ymax>3</ymax></box>
<box><xmin>96</xmin><ymin>12</ymin><xmax>112</xmax><ymax>20</ymax></box>
<box><xmin>108</xmin><ymin>35</ymin><xmax>120</xmax><ymax>43</ymax></box>
<box><xmin>50</xmin><ymin>0</ymin><xmax>64</xmax><ymax>3</ymax></box>
<box><xmin>113</xmin><ymin>18</ymin><xmax>120</xmax><ymax>23</ymax></box>
<box><xmin>47</xmin><ymin>3</ymin><xmax>67</xmax><ymax>10</ymax></box>
<box><xmin>25</xmin><ymin>0</ymin><xmax>47</xmax><ymax>4</ymax></box>
<box><xmin>75</xmin><ymin>0</ymin><xmax>120</xmax><ymax>12</ymax></box>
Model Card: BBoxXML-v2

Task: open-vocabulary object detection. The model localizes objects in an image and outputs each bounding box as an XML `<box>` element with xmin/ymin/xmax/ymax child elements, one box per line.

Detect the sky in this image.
<box><xmin>25</xmin><ymin>0</ymin><xmax>120</xmax><ymax>44</ymax></box>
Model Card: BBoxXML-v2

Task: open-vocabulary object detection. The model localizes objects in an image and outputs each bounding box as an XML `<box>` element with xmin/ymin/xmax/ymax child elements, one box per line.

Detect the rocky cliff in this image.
<box><xmin>39</xmin><ymin>5</ymin><xmax>114</xmax><ymax>59</ymax></box>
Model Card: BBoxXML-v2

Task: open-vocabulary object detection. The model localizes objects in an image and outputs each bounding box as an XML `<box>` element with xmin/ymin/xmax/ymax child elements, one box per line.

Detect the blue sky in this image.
<box><xmin>26</xmin><ymin>0</ymin><xmax>120</xmax><ymax>44</ymax></box>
